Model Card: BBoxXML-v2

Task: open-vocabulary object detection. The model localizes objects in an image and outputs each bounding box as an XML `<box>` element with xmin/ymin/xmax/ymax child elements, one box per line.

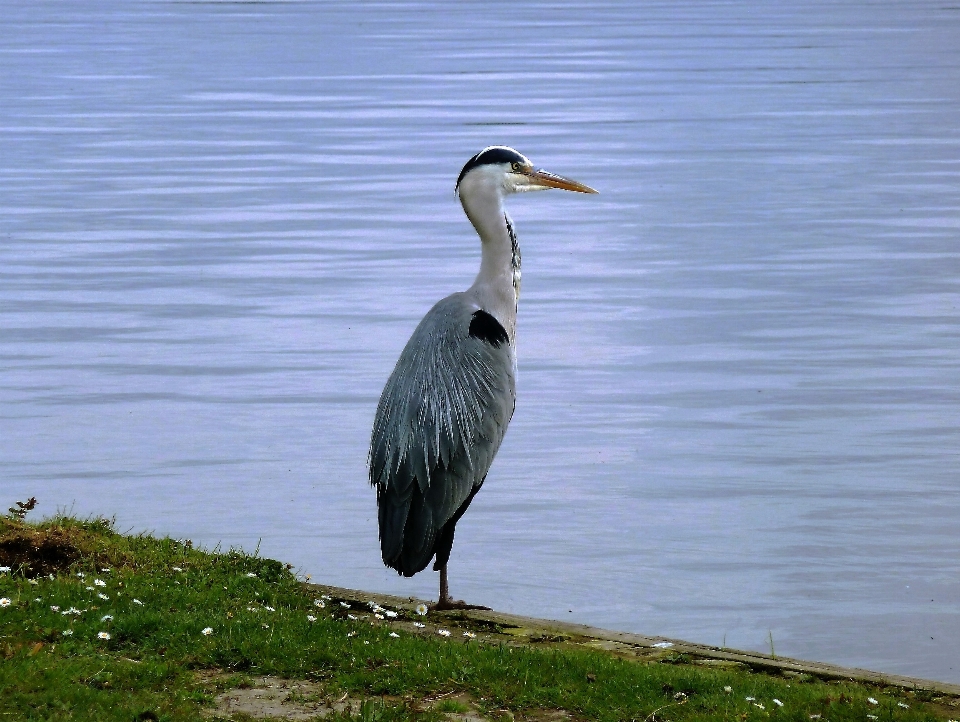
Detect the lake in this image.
<box><xmin>1</xmin><ymin>0</ymin><xmax>958</xmax><ymax>683</ymax></box>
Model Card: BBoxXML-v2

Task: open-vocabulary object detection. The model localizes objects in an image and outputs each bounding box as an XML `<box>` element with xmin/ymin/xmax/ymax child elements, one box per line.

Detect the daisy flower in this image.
<box><xmin>0</xmin><ymin>598</ymin><xmax>11</xmax><ymax>608</ymax></box>
<box><xmin>133</xmin><ymin>599</ymin><xmax>144</xmax><ymax>606</ymax></box>
<box><xmin>0</xmin><ymin>566</ymin><xmax>10</xmax><ymax>573</ymax></box>
<box><xmin>374</xmin><ymin>613</ymin><xmax>384</xmax><ymax>620</ymax></box>
<box><xmin>61</xmin><ymin>629</ymin><xmax>73</xmax><ymax>637</ymax></box>
<box><xmin>97</xmin><ymin>593</ymin><xmax>109</xmax><ymax>600</ymax></box>
<box><xmin>773</xmin><ymin>699</ymin><xmax>783</xmax><ymax>708</ymax></box>
<box><xmin>415</xmin><ymin>603</ymin><xmax>428</xmax><ymax>616</ymax></box>
<box><xmin>384</xmin><ymin>610</ymin><xmax>398</xmax><ymax>618</ymax></box>
<box><xmin>339</xmin><ymin>601</ymin><xmax>350</xmax><ymax>608</ymax></box>
<box><xmin>98</xmin><ymin>632</ymin><xmax>111</xmax><ymax>640</ymax></box>
<box><xmin>50</xmin><ymin>605</ymin><xmax>60</xmax><ymax>612</ymax></box>
<box><xmin>201</xmin><ymin>627</ymin><xmax>213</xmax><ymax>636</ymax></box>
<box><xmin>867</xmin><ymin>698</ymin><xmax>879</xmax><ymax>705</ymax></box>
<box><xmin>94</xmin><ymin>579</ymin><xmax>106</xmax><ymax>587</ymax></box>
<box><xmin>389</xmin><ymin>632</ymin><xmax>400</xmax><ymax>638</ymax></box>
<box><xmin>347</xmin><ymin>614</ymin><xmax>358</xmax><ymax>620</ymax></box>
<box><xmin>306</xmin><ymin>615</ymin><xmax>317</xmax><ymax>622</ymax></box>
<box><xmin>172</xmin><ymin>566</ymin><xmax>183</xmax><ymax>572</ymax></box>
<box><xmin>463</xmin><ymin>631</ymin><xmax>476</xmax><ymax>639</ymax></box>
<box><xmin>313</xmin><ymin>599</ymin><xmax>325</xmax><ymax>608</ymax></box>
<box><xmin>246</xmin><ymin>572</ymin><xmax>257</xmax><ymax>578</ymax></box>
<box><xmin>101</xmin><ymin>614</ymin><xmax>113</xmax><ymax>622</ymax></box>
<box><xmin>437</xmin><ymin>629</ymin><xmax>451</xmax><ymax>637</ymax></box>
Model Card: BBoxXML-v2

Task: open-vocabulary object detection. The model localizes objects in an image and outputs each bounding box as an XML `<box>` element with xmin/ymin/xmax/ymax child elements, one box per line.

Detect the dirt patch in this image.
<box><xmin>0</xmin><ymin>517</ymin><xmax>128</xmax><ymax>577</ymax></box>
<box><xmin>202</xmin><ymin>676</ymin><xmax>361</xmax><ymax>720</ymax></box>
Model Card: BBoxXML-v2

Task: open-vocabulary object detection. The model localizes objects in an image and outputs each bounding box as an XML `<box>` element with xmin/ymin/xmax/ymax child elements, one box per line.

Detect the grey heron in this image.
<box><xmin>369</xmin><ymin>146</ymin><xmax>597</xmax><ymax>609</ymax></box>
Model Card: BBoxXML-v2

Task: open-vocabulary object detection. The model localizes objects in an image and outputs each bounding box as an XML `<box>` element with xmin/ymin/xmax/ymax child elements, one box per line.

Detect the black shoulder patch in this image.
<box><xmin>456</xmin><ymin>146</ymin><xmax>527</xmax><ymax>189</ymax></box>
<box><xmin>468</xmin><ymin>310</ymin><xmax>509</xmax><ymax>348</ymax></box>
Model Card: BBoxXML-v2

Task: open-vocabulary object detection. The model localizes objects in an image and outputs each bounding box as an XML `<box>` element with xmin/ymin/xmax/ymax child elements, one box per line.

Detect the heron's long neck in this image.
<box><xmin>461</xmin><ymin>189</ymin><xmax>521</xmax><ymax>337</ymax></box>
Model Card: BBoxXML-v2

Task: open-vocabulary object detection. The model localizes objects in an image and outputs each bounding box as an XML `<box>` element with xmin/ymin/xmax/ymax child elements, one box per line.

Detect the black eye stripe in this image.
<box><xmin>456</xmin><ymin>146</ymin><xmax>528</xmax><ymax>189</ymax></box>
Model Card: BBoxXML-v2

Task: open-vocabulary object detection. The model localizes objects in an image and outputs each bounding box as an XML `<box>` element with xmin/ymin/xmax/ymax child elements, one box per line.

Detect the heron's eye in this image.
<box><xmin>511</xmin><ymin>162</ymin><xmax>522</xmax><ymax>172</ymax></box>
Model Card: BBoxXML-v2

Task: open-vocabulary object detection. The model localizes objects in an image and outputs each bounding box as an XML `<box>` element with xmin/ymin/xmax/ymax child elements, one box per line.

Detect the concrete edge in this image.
<box><xmin>304</xmin><ymin>582</ymin><xmax>960</xmax><ymax>697</ymax></box>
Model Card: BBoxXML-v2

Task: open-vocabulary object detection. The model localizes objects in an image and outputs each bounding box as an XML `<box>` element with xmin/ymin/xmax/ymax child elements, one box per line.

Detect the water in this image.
<box><xmin>2</xmin><ymin>1</ymin><xmax>959</xmax><ymax>683</ymax></box>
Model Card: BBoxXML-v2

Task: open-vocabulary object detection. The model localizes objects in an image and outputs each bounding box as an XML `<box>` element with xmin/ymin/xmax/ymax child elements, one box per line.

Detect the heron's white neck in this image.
<box><xmin>459</xmin><ymin>182</ymin><xmax>521</xmax><ymax>339</ymax></box>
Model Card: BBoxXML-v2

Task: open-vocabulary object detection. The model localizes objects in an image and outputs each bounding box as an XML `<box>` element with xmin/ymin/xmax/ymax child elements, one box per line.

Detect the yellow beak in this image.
<box><xmin>524</xmin><ymin>168</ymin><xmax>598</xmax><ymax>194</ymax></box>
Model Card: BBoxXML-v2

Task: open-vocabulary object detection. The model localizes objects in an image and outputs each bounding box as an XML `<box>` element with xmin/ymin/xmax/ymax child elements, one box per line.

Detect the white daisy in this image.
<box><xmin>389</xmin><ymin>632</ymin><xmax>399</xmax><ymax>638</ymax></box>
<box><xmin>374</xmin><ymin>613</ymin><xmax>385</xmax><ymax>620</ymax></box>
<box><xmin>723</xmin><ymin>687</ymin><xmax>732</xmax><ymax>693</ymax></box>
<box><xmin>0</xmin><ymin>566</ymin><xmax>10</xmax><ymax>573</ymax></box>
<box><xmin>263</xmin><ymin>605</ymin><xmax>275</xmax><ymax>612</ymax></box>
<box><xmin>50</xmin><ymin>605</ymin><xmax>60</xmax><ymax>612</ymax></box>
<box><xmin>28</xmin><ymin>579</ymin><xmax>39</xmax><ymax>586</ymax></box>
<box><xmin>347</xmin><ymin>631</ymin><xmax>356</xmax><ymax>637</ymax></box>
<box><xmin>0</xmin><ymin>598</ymin><xmax>11</xmax><ymax>608</ymax></box>
<box><xmin>339</xmin><ymin>602</ymin><xmax>350</xmax><ymax>608</ymax></box>
<box><xmin>246</xmin><ymin>572</ymin><xmax>257</xmax><ymax>577</ymax></box>
<box><xmin>313</xmin><ymin>599</ymin><xmax>325</xmax><ymax>608</ymax></box>
<box><xmin>307</xmin><ymin>615</ymin><xmax>317</xmax><ymax>622</ymax></box>
<box><xmin>133</xmin><ymin>599</ymin><xmax>144</xmax><ymax>606</ymax></box>
<box><xmin>463</xmin><ymin>631</ymin><xmax>476</xmax><ymax>639</ymax></box>
<box><xmin>61</xmin><ymin>629</ymin><xmax>73</xmax><ymax>636</ymax></box>
<box><xmin>94</xmin><ymin>579</ymin><xmax>106</xmax><ymax>587</ymax></box>
<box><xmin>867</xmin><ymin>698</ymin><xmax>879</xmax><ymax>706</ymax></box>
<box><xmin>97</xmin><ymin>593</ymin><xmax>109</xmax><ymax>600</ymax></box>
<box><xmin>437</xmin><ymin>629</ymin><xmax>451</xmax><ymax>637</ymax></box>
<box><xmin>172</xmin><ymin>566</ymin><xmax>183</xmax><ymax>572</ymax></box>
<box><xmin>413</xmin><ymin>622</ymin><xmax>425</xmax><ymax>628</ymax></box>
<box><xmin>773</xmin><ymin>699</ymin><xmax>783</xmax><ymax>707</ymax></box>
<box><xmin>201</xmin><ymin>627</ymin><xmax>213</xmax><ymax>636</ymax></box>
<box><xmin>347</xmin><ymin>614</ymin><xmax>358</xmax><ymax>620</ymax></box>
<box><xmin>86</xmin><ymin>586</ymin><xmax>94</xmax><ymax>591</ymax></box>
<box><xmin>384</xmin><ymin>610</ymin><xmax>398</xmax><ymax>618</ymax></box>
<box><xmin>98</xmin><ymin>631</ymin><xmax>111</xmax><ymax>640</ymax></box>
<box><xmin>898</xmin><ymin>703</ymin><xmax>909</xmax><ymax>709</ymax></box>
<box><xmin>76</xmin><ymin>572</ymin><xmax>85</xmax><ymax>578</ymax></box>
<box><xmin>101</xmin><ymin>615</ymin><xmax>113</xmax><ymax>622</ymax></box>
<box><xmin>415</xmin><ymin>603</ymin><xmax>428</xmax><ymax>616</ymax></box>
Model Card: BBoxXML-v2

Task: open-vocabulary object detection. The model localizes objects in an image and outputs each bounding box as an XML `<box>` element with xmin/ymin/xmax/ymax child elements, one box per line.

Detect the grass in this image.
<box><xmin>1</xmin><ymin>511</ymin><xmax>957</xmax><ymax>722</ymax></box>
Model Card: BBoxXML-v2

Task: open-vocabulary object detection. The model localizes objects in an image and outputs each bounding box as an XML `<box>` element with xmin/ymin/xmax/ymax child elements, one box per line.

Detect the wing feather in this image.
<box><xmin>369</xmin><ymin>293</ymin><xmax>515</xmax><ymax>575</ymax></box>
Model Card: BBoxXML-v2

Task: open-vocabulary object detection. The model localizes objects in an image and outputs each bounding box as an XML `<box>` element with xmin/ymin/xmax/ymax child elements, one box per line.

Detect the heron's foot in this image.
<box><xmin>430</xmin><ymin>598</ymin><xmax>491</xmax><ymax>612</ymax></box>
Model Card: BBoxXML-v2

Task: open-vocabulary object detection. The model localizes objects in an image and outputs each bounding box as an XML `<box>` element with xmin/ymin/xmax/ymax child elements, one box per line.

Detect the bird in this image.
<box><xmin>368</xmin><ymin>146</ymin><xmax>597</xmax><ymax>609</ymax></box>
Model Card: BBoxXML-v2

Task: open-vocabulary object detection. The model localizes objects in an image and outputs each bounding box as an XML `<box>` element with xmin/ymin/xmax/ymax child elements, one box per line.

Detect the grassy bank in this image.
<box><xmin>1</xmin><ymin>511</ymin><xmax>957</xmax><ymax>722</ymax></box>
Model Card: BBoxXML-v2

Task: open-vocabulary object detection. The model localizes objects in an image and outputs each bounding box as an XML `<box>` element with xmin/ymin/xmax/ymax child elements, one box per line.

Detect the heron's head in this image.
<box><xmin>455</xmin><ymin>146</ymin><xmax>597</xmax><ymax>199</ymax></box>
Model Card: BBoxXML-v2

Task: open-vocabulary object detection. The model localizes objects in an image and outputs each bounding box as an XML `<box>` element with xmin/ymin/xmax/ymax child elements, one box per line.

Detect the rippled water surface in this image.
<box><xmin>2</xmin><ymin>1</ymin><xmax>959</xmax><ymax>683</ymax></box>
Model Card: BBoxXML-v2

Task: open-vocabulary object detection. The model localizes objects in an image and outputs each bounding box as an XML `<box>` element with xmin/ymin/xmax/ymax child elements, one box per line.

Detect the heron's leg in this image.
<box><xmin>431</xmin><ymin>564</ymin><xmax>490</xmax><ymax>611</ymax></box>
<box><xmin>439</xmin><ymin>564</ymin><xmax>451</xmax><ymax>605</ymax></box>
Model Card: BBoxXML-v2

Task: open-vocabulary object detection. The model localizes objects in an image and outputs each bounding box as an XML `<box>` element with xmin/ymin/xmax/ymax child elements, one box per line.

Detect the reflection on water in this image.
<box><xmin>1</xmin><ymin>1</ymin><xmax>959</xmax><ymax>683</ymax></box>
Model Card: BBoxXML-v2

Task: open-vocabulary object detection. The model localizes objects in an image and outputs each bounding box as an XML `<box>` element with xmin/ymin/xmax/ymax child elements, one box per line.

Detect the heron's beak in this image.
<box><xmin>524</xmin><ymin>168</ymin><xmax>598</xmax><ymax>194</ymax></box>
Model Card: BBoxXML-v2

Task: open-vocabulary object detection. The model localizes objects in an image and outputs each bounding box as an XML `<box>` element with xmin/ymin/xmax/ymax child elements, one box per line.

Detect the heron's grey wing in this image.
<box><xmin>369</xmin><ymin>293</ymin><xmax>515</xmax><ymax>576</ymax></box>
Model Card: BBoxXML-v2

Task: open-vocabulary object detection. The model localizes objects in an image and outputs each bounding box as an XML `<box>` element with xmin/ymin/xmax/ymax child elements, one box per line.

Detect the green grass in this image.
<box><xmin>0</xmin><ymin>513</ymin><xmax>955</xmax><ymax>722</ymax></box>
